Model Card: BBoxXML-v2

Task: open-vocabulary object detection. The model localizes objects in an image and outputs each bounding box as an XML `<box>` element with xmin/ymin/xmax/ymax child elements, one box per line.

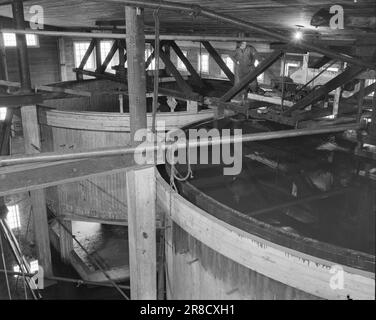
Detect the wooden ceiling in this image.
<box><xmin>0</xmin><ymin>0</ymin><xmax>375</xmax><ymax>43</ymax></box>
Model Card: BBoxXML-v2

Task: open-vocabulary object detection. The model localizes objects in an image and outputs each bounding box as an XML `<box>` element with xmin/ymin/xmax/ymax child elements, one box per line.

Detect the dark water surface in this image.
<box><xmin>177</xmin><ymin>118</ymin><xmax>375</xmax><ymax>255</ymax></box>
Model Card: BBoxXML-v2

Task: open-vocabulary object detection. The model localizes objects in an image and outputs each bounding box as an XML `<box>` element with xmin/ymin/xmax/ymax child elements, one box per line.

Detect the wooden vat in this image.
<box><xmin>39</xmin><ymin>108</ymin><xmax>214</xmax><ymax>224</ymax></box>
<box><xmin>156</xmin><ymin>171</ymin><xmax>375</xmax><ymax>300</ymax></box>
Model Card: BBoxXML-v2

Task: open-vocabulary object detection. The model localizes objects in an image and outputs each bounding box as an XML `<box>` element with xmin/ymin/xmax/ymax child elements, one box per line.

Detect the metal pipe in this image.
<box><xmin>0</xmin><ymin>29</ymin><xmax>266</xmax><ymax>42</ymax></box>
<box><xmin>0</xmin><ymin>123</ymin><xmax>359</xmax><ymax>167</ymax></box>
<box><xmin>97</xmin><ymin>0</ymin><xmax>374</xmax><ymax>68</ymax></box>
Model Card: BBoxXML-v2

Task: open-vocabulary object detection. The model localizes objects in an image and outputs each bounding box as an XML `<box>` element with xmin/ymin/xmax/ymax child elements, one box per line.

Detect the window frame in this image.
<box><xmin>2</xmin><ymin>32</ymin><xmax>39</xmax><ymax>48</ymax></box>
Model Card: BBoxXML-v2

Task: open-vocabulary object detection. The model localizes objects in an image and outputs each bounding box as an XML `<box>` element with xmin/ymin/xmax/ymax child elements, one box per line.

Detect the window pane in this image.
<box><xmin>26</xmin><ymin>34</ymin><xmax>38</xmax><ymax>46</ymax></box>
<box><xmin>100</xmin><ymin>41</ymin><xmax>119</xmax><ymax>73</ymax></box>
<box><xmin>221</xmin><ymin>55</ymin><xmax>234</xmax><ymax>77</ymax></box>
<box><xmin>2</xmin><ymin>33</ymin><xmax>38</xmax><ymax>47</ymax></box>
<box><xmin>198</xmin><ymin>53</ymin><xmax>209</xmax><ymax>73</ymax></box>
<box><xmin>0</xmin><ymin>107</ymin><xmax>7</xmax><ymax>121</ymax></box>
<box><xmin>74</xmin><ymin>42</ymin><xmax>95</xmax><ymax>70</ymax></box>
<box><xmin>177</xmin><ymin>51</ymin><xmax>187</xmax><ymax>71</ymax></box>
<box><xmin>6</xmin><ymin>205</ymin><xmax>21</xmax><ymax>230</ymax></box>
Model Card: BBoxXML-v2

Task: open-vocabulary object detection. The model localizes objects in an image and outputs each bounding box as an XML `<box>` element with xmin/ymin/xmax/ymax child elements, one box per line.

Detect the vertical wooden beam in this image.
<box><xmin>371</xmin><ymin>86</ymin><xmax>376</xmax><ymax>139</ymax></box>
<box><xmin>21</xmin><ymin>106</ymin><xmax>53</xmax><ymax>276</ymax></box>
<box><xmin>332</xmin><ymin>87</ymin><xmax>341</xmax><ymax>118</ymax></box>
<box><xmin>0</xmin><ymin>25</ymin><xmax>9</xmax><ymax>85</ymax></box>
<box><xmin>117</xmin><ymin>39</ymin><xmax>126</xmax><ymax>78</ymax></box>
<box><xmin>12</xmin><ymin>0</ymin><xmax>52</xmax><ymax>276</ymax></box>
<box><xmin>95</xmin><ymin>39</ymin><xmax>102</xmax><ymax>71</ymax></box>
<box><xmin>169</xmin><ymin>41</ymin><xmax>205</xmax><ymax>88</ymax></box>
<box><xmin>126</xmin><ymin>166</ymin><xmax>157</xmax><ymax>300</ymax></box>
<box><xmin>201</xmin><ymin>41</ymin><xmax>235</xmax><ymax>84</ymax></box>
<box><xmin>57</xmin><ymin>37</ymin><xmax>68</xmax><ymax>81</ymax></box>
<box><xmin>125</xmin><ymin>6</ymin><xmax>147</xmax><ymax>143</ymax></box>
<box><xmin>356</xmin><ymin>79</ymin><xmax>365</xmax><ymax>124</ymax></box>
<box><xmin>12</xmin><ymin>0</ymin><xmax>31</xmax><ymax>91</ymax></box>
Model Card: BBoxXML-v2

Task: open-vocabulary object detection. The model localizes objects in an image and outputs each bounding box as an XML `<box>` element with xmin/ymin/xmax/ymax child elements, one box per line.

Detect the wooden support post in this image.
<box><xmin>355</xmin><ymin>79</ymin><xmax>366</xmax><ymax>152</ymax></box>
<box><xmin>96</xmin><ymin>40</ymin><xmax>118</xmax><ymax>74</ymax></box>
<box><xmin>126</xmin><ymin>166</ymin><xmax>157</xmax><ymax>300</ymax></box>
<box><xmin>57</xmin><ymin>38</ymin><xmax>68</xmax><ymax>81</ymax></box>
<box><xmin>220</xmin><ymin>50</ymin><xmax>284</xmax><ymax>102</ymax></box>
<box><xmin>169</xmin><ymin>41</ymin><xmax>205</xmax><ymax>88</ymax></box>
<box><xmin>201</xmin><ymin>41</ymin><xmax>235</xmax><ymax>84</ymax></box>
<box><xmin>332</xmin><ymin>87</ymin><xmax>341</xmax><ymax>118</ymax></box>
<box><xmin>12</xmin><ymin>0</ymin><xmax>32</xmax><ymax>91</ymax></box>
<box><xmin>0</xmin><ymin>24</ymin><xmax>9</xmax><ymax>86</ymax></box>
<box><xmin>95</xmin><ymin>39</ymin><xmax>102</xmax><ymax>71</ymax></box>
<box><xmin>125</xmin><ymin>6</ymin><xmax>147</xmax><ymax>144</ymax></box>
<box><xmin>284</xmin><ymin>65</ymin><xmax>364</xmax><ymax>116</ymax></box>
<box><xmin>302</xmin><ymin>53</ymin><xmax>309</xmax><ymax>84</ymax></box>
<box><xmin>371</xmin><ymin>87</ymin><xmax>376</xmax><ymax>139</ymax></box>
<box><xmin>117</xmin><ymin>39</ymin><xmax>126</xmax><ymax>78</ymax></box>
<box><xmin>21</xmin><ymin>106</ymin><xmax>53</xmax><ymax>276</ymax></box>
<box><xmin>154</xmin><ymin>43</ymin><xmax>195</xmax><ymax>98</ymax></box>
<box><xmin>12</xmin><ymin>0</ymin><xmax>52</xmax><ymax>276</ymax></box>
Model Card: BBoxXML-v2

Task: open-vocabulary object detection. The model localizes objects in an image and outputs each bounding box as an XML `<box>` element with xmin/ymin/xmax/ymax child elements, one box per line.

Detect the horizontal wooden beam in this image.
<box><xmin>0</xmin><ymin>154</ymin><xmax>146</xmax><ymax>197</ymax></box>
<box><xmin>0</xmin><ymin>80</ymin><xmax>91</xmax><ymax>97</ymax></box>
<box><xmin>0</xmin><ymin>92</ymin><xmax>43</xmax><ymax>107</ymax></box>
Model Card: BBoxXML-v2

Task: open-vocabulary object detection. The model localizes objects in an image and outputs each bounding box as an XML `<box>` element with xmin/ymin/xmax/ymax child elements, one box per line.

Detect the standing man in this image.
<box><xmin>232</xmin><ymin>41</ymin><xmax>260</xmax><ymax>102</ymax></box>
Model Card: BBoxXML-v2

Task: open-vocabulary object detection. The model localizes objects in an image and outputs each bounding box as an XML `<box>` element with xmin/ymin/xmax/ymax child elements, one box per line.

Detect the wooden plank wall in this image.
<box><xmin>40</xmin><ymin>123</ymin><xmax>131</xmax><ymax>224</ymax></box>
<box><xmin>2</xmin><ymin>23</ymin><xmax>61</xmax><ymax>85</ymax></box>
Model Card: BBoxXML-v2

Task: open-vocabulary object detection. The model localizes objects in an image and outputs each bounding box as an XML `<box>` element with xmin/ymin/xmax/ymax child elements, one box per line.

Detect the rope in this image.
<box><xmin>0</xmin><ymin>230</ymin><xmax>12</xmax><ymax>300</ymax></box>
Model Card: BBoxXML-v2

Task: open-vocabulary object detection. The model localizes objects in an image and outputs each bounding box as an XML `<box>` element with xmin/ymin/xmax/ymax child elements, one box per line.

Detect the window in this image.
<box><xmin>366</xmin><ymin>79</ymin><xmax>375</xmax><ymax>97</ymax></box>
<box><xmin>100</xmin><ymin>41</ymin><xmax>119</xmax><ymax>73</ymax></box>
<box><xmin>30</xmin><ymin>260</ymin><xmax>39</xmax><ymax>273</ymax></box>
<box><xmin>13</xmin><ymin>260</ymin><xmax>38</xmax><ymax>278</ymax></box>
<box><xmin>6</xmin><ymin>205</ymin><xmax>21</xmax><ymax>230</ymax></box>
<box><xmin>221</xmin><ymin>55</ymin><xmax>234</xmax><ymax>77</ymax></box>
<box><xmin>73</xmin><ymin>42</ymin><xmax>95</xmax><ymax>70</ymax></box>
<box><xmin>255</xmin><ymin>59</ymin><xmax>264</xmax><ymax>82</ymax></box>
<box><xmin>2</xmin><ymin>33</ymin><xmax>38</xmax><ymax>47</ymax></box>
<box><xmin>145</xmin><ymin>47</ymin><xmax>155</xmax><ymax>70</ymax></box>
<box><xmin>177</xmin><ymin>50</ymin><xmax>188</xmax><ymax>71</ymax></box>
<box><xmin>198</xmin><ymin>53</ymin><xmax>209</xmax><ymax>73</ymax></box>
<box><xmin>0</xmin><ymin>107</ymin><xmax>7</xmax><ymax>121</ymax></box>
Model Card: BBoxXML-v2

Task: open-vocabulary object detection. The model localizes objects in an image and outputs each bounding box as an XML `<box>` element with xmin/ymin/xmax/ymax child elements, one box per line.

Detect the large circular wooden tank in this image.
<box><xmin>39</xmin><ymin>80</ymin><xmax>374</xmax><ymax>300</ymax></box>
<box><xmin>156</xmin><ymin>172</ymin><xmax>374</xmax><ymax>300</ymax></box>
<box><xmin>38</xmin><ymin>79</ymin><xmax>214</xmax><ymax>224</ymax></box>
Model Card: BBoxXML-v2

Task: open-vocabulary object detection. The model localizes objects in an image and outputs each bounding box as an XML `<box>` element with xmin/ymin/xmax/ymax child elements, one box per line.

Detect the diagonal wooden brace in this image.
<box><xmin>283</xmin><ymin>65</ymin><xmax>365</xmax><ymax>116</ymax></box>
<box><xmin>220</xmin><ymin>50</ymin><xmax>284</xmax><ymax>102</ymax></box>
<box><xmin>201</xmin><ymin>41</ymin><xmax>235</xmax><ymax>84</ymax></box>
